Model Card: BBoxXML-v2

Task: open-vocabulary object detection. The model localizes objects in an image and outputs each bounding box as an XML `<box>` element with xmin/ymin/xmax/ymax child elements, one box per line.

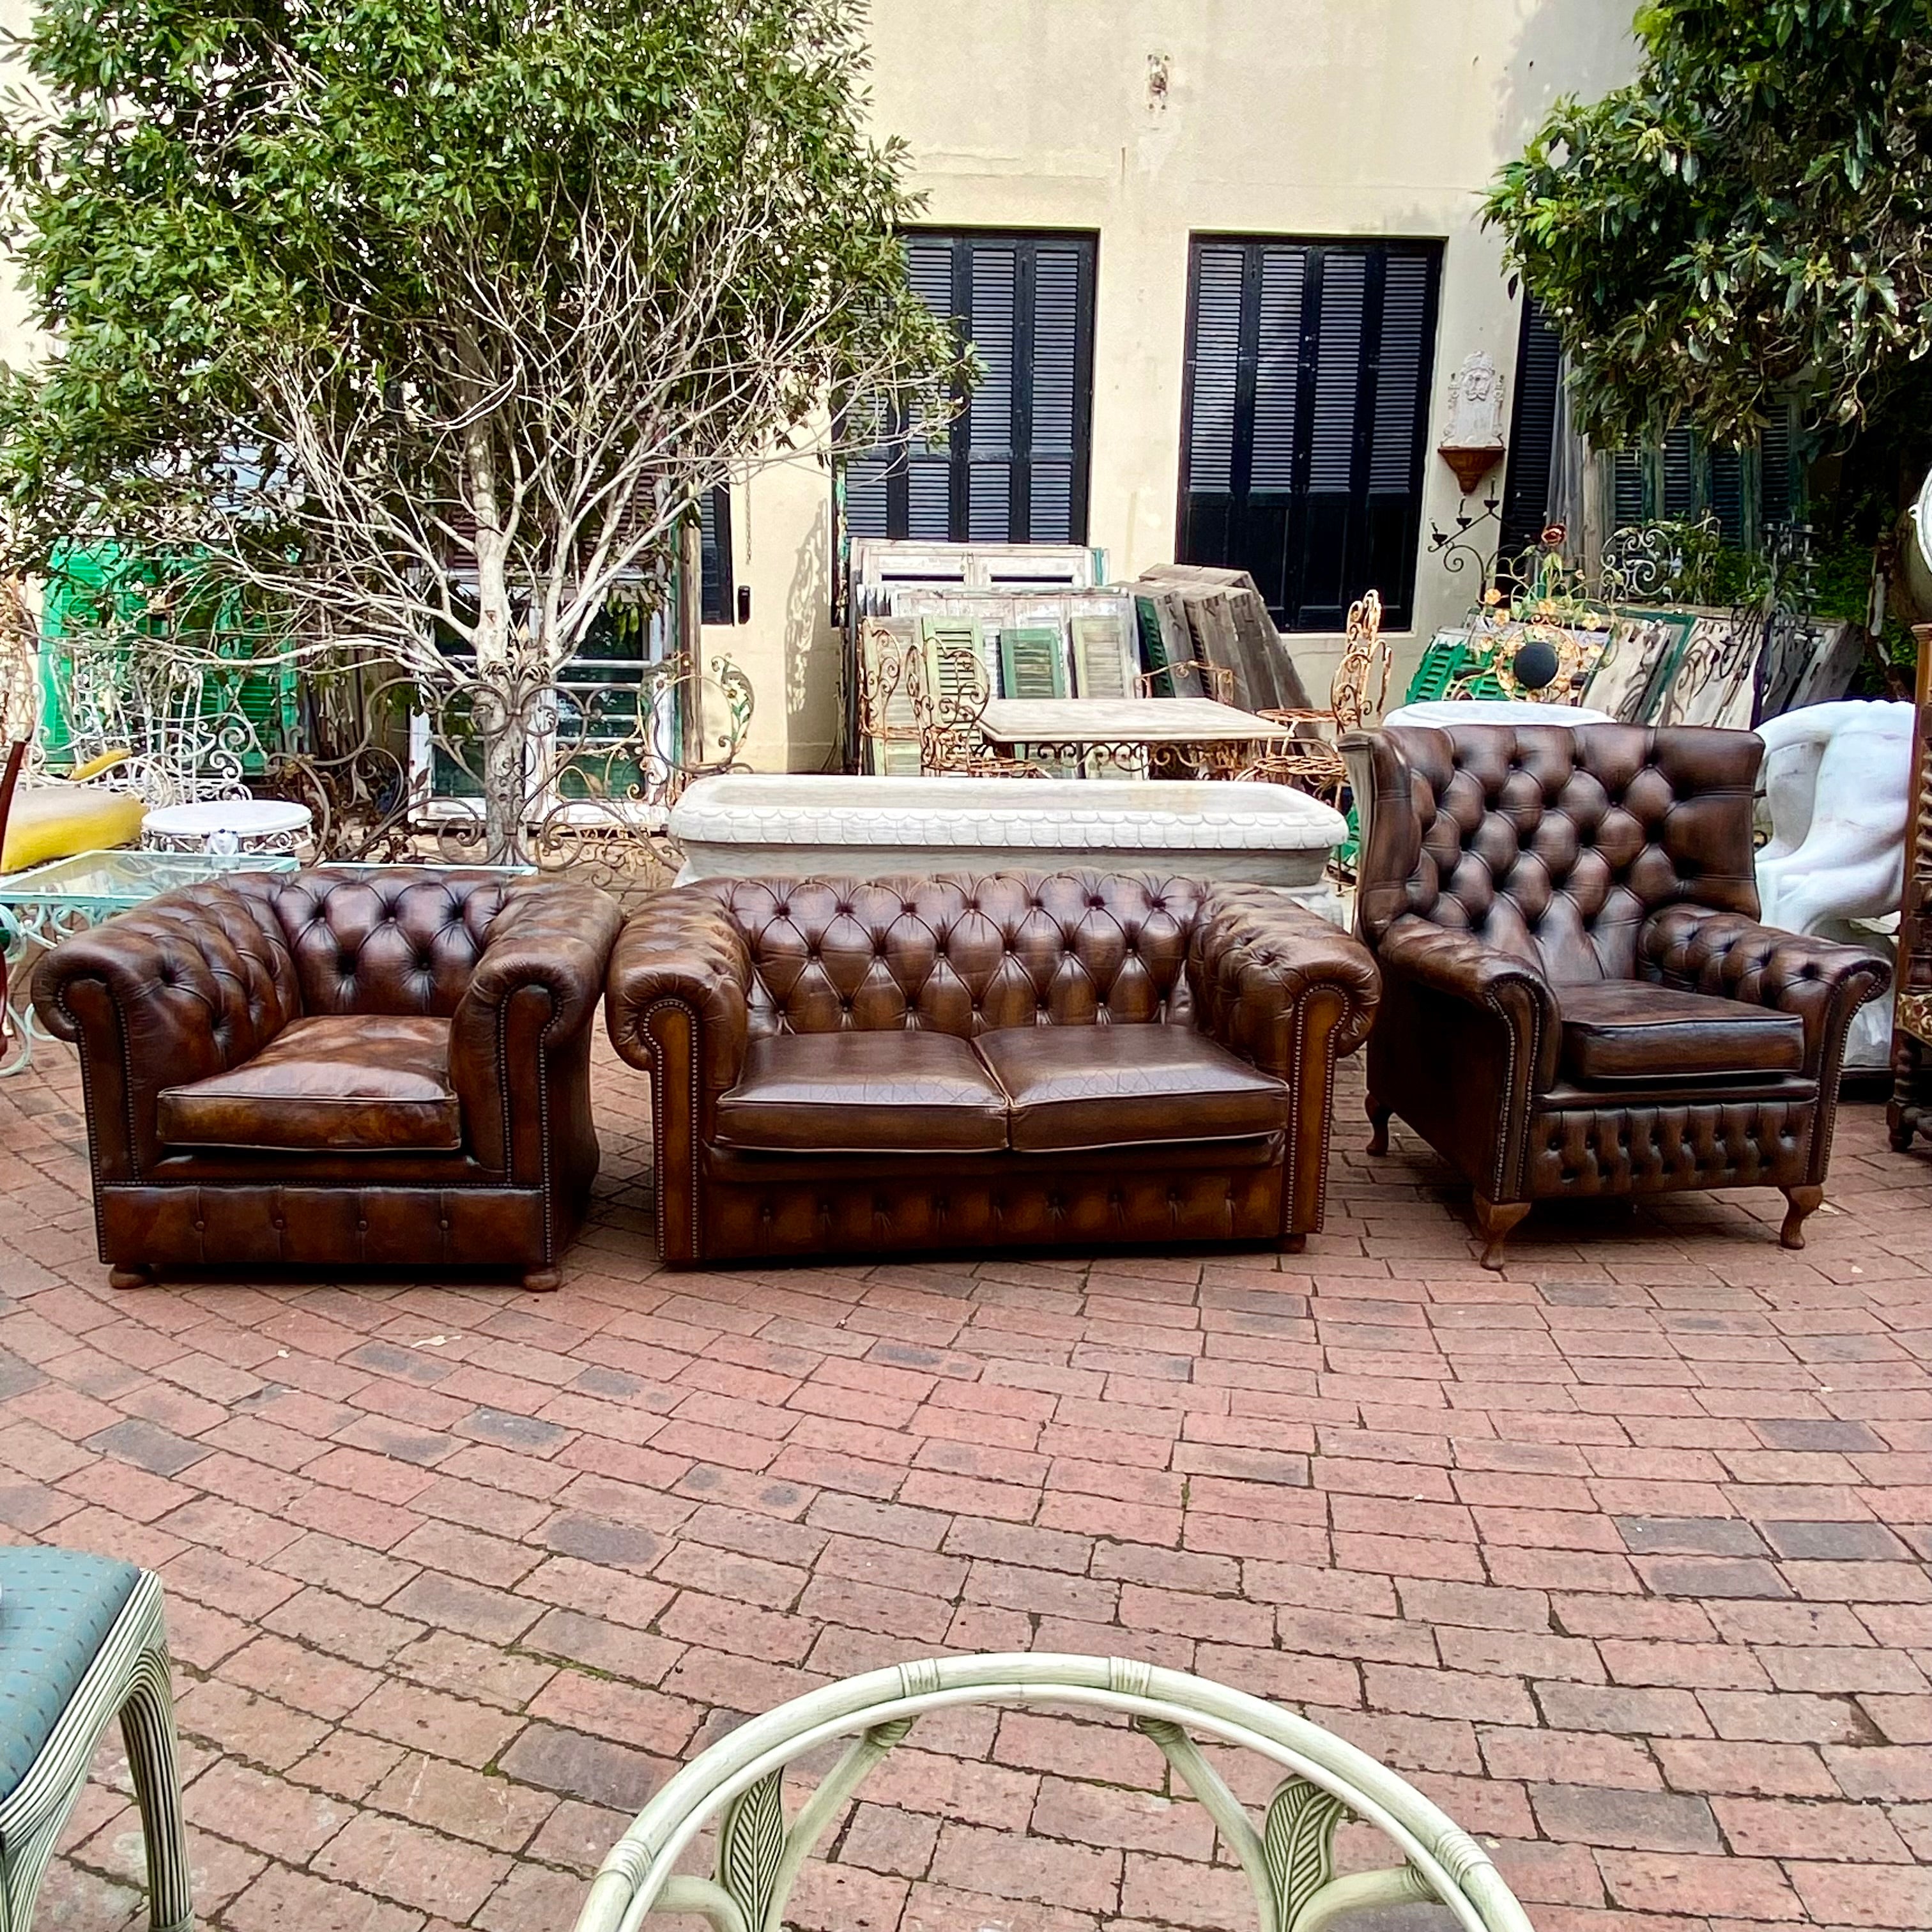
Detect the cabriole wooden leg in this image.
<box><xmin>1472</xmin><ymin>1195</ymin><xmax>1531</xmax><ymax>1271</ymax></box>
<box><xmin>1367</xmin><ymin>1100</ymin><xmax>1392</xmax><ymax>1156</ymax></box>
<box><xmin>1779</xmin><ymin>1184</ymin><xmax>1823</xmax><ymax>1250</ymax></box>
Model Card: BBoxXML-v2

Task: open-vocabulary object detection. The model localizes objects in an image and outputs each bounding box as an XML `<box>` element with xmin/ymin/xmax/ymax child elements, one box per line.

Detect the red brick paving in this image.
<box><xmin>2</xmin><ymin>1031</ymin><xmax>1929</xmax><ymax>1932</ymax></box>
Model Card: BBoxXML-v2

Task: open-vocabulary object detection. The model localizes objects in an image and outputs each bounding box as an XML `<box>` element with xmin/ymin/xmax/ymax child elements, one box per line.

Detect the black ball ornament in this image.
<box><xmin>1510</xmin><ymin>636</ymin><xmax>1561</xmax><ymax>693</ymax></box>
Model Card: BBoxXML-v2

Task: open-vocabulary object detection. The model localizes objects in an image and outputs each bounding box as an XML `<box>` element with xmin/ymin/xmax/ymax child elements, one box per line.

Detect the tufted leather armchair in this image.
<box><xmin>606</xmin><ymin>871</ymin><xmax>1379</xmax><ymax>1267</ymax></box>
<box><xmin>34</xmin><ymin>866</ymin><xmax>624</xmax><ymax>1291</ymax></box>
<box><xmin>1341</xmin><ymin>723</ymin><xmax>1891</xmax><ymax>1268</ymax></box>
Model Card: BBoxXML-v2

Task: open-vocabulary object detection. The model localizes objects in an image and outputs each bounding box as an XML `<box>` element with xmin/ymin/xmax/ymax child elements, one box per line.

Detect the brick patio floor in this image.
<box><xmin>2</xmin><ymin>1031</ymin><xmax>1929</xmax><ymax>1932</ymax></box>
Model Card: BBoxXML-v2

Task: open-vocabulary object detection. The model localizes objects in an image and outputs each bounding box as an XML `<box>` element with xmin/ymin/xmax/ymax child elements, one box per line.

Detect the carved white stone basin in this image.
<box><xmin>670</xmin><ymin>774</ymin><xmax>1349</xmax><ymax>919</ymax></box>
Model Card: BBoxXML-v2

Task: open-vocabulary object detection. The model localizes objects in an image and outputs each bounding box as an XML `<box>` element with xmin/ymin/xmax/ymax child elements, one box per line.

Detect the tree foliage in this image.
<box><xmin>1485</xmin><ymin>0</ymin><xmax>1932</xmax><ymax>450</ymax></box>
<box><xmin>0</xmin><ymin>0</ymin><xmax>960</xmax><ymax>669</ymax></box>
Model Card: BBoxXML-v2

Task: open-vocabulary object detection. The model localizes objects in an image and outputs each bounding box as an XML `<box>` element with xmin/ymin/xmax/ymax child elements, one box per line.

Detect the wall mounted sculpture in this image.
<box><xmin>1436</xmin><ymin>350</ymin><xmax>1506</xmax><ymax>494</ymax></box>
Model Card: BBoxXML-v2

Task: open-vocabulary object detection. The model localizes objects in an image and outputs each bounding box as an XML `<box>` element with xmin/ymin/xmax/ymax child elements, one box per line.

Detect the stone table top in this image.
<box><xmin>978</xmin><ymin>698</ymin><xmax>1299</xmax><ymax>745</ymax></box>
<box><xmin>140</xmin><ymin>799</ymin><xmax>314</xmax><ymax>836</ymax></box>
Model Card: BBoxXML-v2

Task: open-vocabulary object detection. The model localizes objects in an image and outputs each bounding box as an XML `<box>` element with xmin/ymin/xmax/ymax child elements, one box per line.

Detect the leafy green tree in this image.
<box><xmin>0</xmin><ymin>0</ymin><xmax>960</xmax><ymax>847</ymax></box>
<box><xmin>1485</xmin><ymin>1</ymin><xmax>1932</xmax><ymax>451</ymax></box>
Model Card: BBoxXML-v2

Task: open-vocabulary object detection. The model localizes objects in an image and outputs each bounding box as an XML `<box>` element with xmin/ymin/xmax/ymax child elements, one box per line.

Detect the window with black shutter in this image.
<box><xmin>1177</xmin><ymin>236</ymin><xmax>1442</xmax><ymax>631</ymax></box>
<box><xmin>1505</xmin><ymin>291</ymin><xmax>1805</xmax><ymax>562</ymax></box>
<box><xmin>1498</xmin><ymin>295</ymin><xmax>1563</xmax><ymax>558</ymax></box>
<box><xmin>1606</xmin><ymin>409</ymin><xmax>1800</xmax><ymax>551</ymax></box>
<box><xmin>842</xmin><ymin>231</ymin><xmax>1097</xmax><ymax>546</ymax></box>
<box><xmin>698</xmin><ymin>486</ymin><xmax>733</xmax><ymax>624</ymax></box>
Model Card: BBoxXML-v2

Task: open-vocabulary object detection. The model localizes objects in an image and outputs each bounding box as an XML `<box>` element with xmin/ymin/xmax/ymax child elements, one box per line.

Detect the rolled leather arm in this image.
<box><xmin>1374</xmin><ymin>914</ymin><xmax>1563</xmax><ymax>1091</ymax></box>
<box><xmin>454</xmin><ymin>878</ymin><xmax>625</xmax><ymax>1047</ymax></box>
<box><xmin>1188</xmin><ymin>885</ymin><xmax>1381</xmax><ymax>1075</ymax></box>
<box><xmin>31</xmin><ymin>883</ymin><xmax>284</xmax><ymax>1177</ymax></box>
<box><xmin>604</xmin><ymin>886</ymin><xmax>752</xmax><ymax>1093</ymax></box>
<box><xmin>605</xmin><ymin>887</ymin><xmax>752</xmax><ymax>1266</ymax></box>
<box><xmin>1641</xmin><ymin>904</ymin><xmax>1890</xmax><ymax>1076</ymax></box>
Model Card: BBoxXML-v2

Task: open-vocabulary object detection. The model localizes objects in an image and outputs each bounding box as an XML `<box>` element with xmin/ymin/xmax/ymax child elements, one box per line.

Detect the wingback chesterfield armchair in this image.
<box><xmin>1342</xmin><ymin>722</ymin><xmax>1890</xmax><ymax>1269</ymax></box>
<box><xmin>606</xmin><ymin>872</ymin><xmax>1379</xmax><ymax>1266</ymax></box>
<box><xmin>34</xmin><ymin>866</ymin><xmax>624</xmax><ymax>1291</ymax></box>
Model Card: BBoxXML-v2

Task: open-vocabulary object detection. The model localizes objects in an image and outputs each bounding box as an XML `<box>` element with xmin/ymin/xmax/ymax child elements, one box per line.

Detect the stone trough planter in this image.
<box><xmin>668</xmin><ymin>774</ymin><xmax>1349</xmax><ymax>922</ymax></box>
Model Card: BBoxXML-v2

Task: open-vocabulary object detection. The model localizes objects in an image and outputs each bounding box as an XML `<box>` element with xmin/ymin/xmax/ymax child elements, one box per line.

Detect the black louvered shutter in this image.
<box><xmin>1179</xmin><ymin>238</ymin><xmax>1441</xmax><ymax>630</ymax></box>
<box><xmin>1660</xmin><ymin>425</ymin><xmax>1698</xmax><ymax>519</ymax></box>
<box><xmin>1499</xmin><ymin>296</ymin><xmax>1563</xmax><ymax>558</ymax></box>
<box><xmin>698</xmin><ymin>486</ymin><xmax>733</xmax><ymax>624</ymax></box>
<box><xmin>1180</xmin><ymin>243</ymin><xmax>1247</xmax><ymax>572</ymax></box>
<box><xmin>843</xmin><ymin>233</ymin><xmax>1094</xmax><ymax>547</ymax></box>
<box><xmin>1294</xmin><ymin>250</ymin><xmax>1367</xmax><ymax>628</ymax></box>
<box><xmin>1611</xmin><ymin>449</ymin><xmax>1646</xmax><ymax>528</ymax></box>
<box><xmin>965</xmin><ymin>243</ymin><xmax>1016</xmax><ymax>540</ymax></box>
<box><xmin>1707</xmin><ymin>444</ymin><xmax>1747</xmax><ymax>548</ymax></box>
<box><xmin>1759</xmin><ymin>406</ymin><xmax>1797</xmax><ymax>528</ymax></box>
<box><xmin>1361</xmin><ymin>252</ymin><xmax>1435</xmax><ymax>625</ymax></box>
<box><xmin>905</xmin><ymin>239</ymin><xmax>958</xmax><ymax>540</ymax></box>
<box><xmin>1028</xmin><ymin>245</ymin><xmax>1087</xmax><ymax>539</ymax></box>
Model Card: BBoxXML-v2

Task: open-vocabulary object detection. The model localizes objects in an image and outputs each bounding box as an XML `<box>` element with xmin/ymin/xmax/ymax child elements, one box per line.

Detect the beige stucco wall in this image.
<box><xmin>719</xmin><ymin>0</ymin><xmax>1639</xmax><ymax>772</ymax></box>
<box><xmin>0</xmin><ymin>0</ymin><xmax>44</xmax><ymax>367</ymax></box>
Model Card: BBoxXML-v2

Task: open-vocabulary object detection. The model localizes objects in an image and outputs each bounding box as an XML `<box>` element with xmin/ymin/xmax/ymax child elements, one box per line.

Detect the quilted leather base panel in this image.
<box><xmin>1522</xmin><ymin>1096</ymin><xmax>1816</xmax><ymax>1199</ymax></box>
<box><xmin>99</xmin><ymin>1184</ymin><xmax>552</xmax><ymax>1271</ymax></box>
<box><xmin>694</xmin><ymin>1165</ymin><xmax>1285</xmax><ymax>1264</ymax></box>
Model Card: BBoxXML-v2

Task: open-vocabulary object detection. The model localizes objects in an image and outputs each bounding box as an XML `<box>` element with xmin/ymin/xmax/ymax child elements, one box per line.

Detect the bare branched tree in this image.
<box><xmin>0</xmin><ymin>0</ymin><xmax>962</xmax><ymax>852</ymax></box>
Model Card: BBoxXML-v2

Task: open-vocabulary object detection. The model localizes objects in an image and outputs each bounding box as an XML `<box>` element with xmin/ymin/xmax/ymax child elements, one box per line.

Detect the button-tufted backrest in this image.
<box><xmin>61</xmin><ymin>877</ymin><xmax>304</xmax><ymax>1070</ymax></box>
<box><xmin>1352</xmin><ymin>723</ymin><xmax>1763</xmax><ymax>982</ymax></box>
<box><xmin>230</xmin><ymin>867</ymin><xmax>518</xmax><ymax>1016</ymax></box>
<box><xmin>700</xmin><ymin>873</ymin><xmax>1206</xmax><ymax>1038</ymax></box>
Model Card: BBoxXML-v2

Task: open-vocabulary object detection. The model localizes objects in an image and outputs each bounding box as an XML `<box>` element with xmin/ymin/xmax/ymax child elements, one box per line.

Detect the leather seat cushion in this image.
<box><xmin>716</xmin><ymin>1031</ymin><xmax>1010</xmax><ymax>1154</ymax></box>
<box><xmin>1558</xmin><ymin>980</ymin><xmax>1806</xmax><ymax>1084</ymax></box>
<box><xmin>977</xmin><ymin>1024</ymin><xmax>1287</xmax><ymax>1152</ymax></box>
<box><xmin>157</xmin><ymin>1015</ymin><xmax>463</xmax><ymax>1153</ymax></box>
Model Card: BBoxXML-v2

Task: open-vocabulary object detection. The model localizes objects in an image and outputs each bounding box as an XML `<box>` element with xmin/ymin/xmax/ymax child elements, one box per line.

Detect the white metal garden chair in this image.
<box><xmin>574</xmin><ymin>1653</ymin><xmax>1534</xmax><ymax>1932</ymax></box>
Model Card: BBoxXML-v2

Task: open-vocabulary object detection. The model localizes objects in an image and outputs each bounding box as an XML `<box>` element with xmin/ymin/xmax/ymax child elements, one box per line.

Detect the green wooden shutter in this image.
<box><xmin>999</xmin><ymin>625</ymin><xmax>1068</xmax><ymax>698</ymax></box>
<box><xmin>1070</xmin><ymin>614</ymin><xmax>1134</xmax><ymax>698</ymax></box>
<box><xmin>1134</xmin><ymin>591</ymin><xmax>1204</xmax><ymax>698</ymax></box>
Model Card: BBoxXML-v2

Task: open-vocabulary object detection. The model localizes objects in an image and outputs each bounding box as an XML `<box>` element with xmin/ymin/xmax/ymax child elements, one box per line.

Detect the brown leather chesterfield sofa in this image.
<box><xmin>606</xmin><ymin>871</ymin><xmax>1379</xmax><ymax>1266</ymax></box>
<box><xmin>34</xmin><ymin>866</ymin><xmax>623</xmax><ymax>1291</ymax></box>
<box><xmin>1341</xmin><ymin>721</ymin><xmax>1890</xmax><ymax>1269</ymax></box>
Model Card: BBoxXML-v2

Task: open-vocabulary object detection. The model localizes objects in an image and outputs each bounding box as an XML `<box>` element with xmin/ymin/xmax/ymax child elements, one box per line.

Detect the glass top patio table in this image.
<box><xmin>1</xmin><ymin>848</ymin><xmax>301</xmax><ymax>1075</ymax></box>
<box><xmin>1</xmin><ymin>847</ymin><xmax>300</xmax><ymax>908</ymax></box>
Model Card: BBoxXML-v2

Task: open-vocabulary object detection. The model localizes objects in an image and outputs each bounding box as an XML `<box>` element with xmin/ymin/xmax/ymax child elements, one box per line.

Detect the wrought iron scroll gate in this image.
<box><xmin>574</xmin><ymin>1655</ymin><xmax>1535</xmax><ymax>1932</ymax></box>
<box><xmin>260</xmin><ymin>648</ymin><xmax>751</xmax><ymax>886</ymax></box>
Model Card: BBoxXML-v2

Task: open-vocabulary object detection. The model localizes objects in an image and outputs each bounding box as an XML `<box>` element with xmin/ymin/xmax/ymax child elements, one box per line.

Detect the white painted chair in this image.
<box><xmin>0</xmin><ymin>1550</ymin><xmax>192</xmax><ymax>1932</ymax></box>
<box><xmin>573</xmin><ymin>1653</ymin><xmax>1535</xmax><ymax>1932</ymax></box>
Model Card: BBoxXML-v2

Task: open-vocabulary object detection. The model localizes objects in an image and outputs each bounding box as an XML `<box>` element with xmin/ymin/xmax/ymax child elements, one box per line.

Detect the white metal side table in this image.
<box><xmin>140</xmin><ymin>797</ymin><xmax>312</xmax><ymax>855</ymax></box>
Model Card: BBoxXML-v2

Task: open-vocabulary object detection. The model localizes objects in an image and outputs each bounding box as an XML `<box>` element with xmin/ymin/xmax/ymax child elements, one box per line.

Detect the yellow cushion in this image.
<box><xmin>2</xmin><ymin>785</ymin><xmax>148</xmax><ymax>873</ymax></box>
